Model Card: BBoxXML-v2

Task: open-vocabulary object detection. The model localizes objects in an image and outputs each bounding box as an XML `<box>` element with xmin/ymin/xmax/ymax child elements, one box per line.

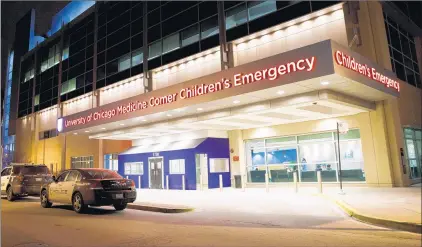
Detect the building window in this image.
<box><xmin>62</xmin><ymin>45</ymin><xmax>70</xmax><ymax>60</ymax></box>
<box><xmin>246</xmin><ymin>129</ymin><xmax>365</xmax><ymax>183</ymax></box>
<box><xmin>22</xmin><ymin>68</ymin><xmax>34</xmax><ymax>83</ymax></box>
<box><xmin>163</xmin><ymin>33</ymin><xmax>180</xmax><ymax>54</ymax></box>
<box><xmin>404</xmin><ymin>128</ymin><xmax>422</xmax><ymax>179</ymax></box>
<box><xmin>118</xmin><ymin>54</ymin><xmax>131</xmax><ymax>71</ymax></box>
<box><xmin>149</xmin><ymin>40</ymin><xmax>162</xmax><ymax>59</ymax></box>
<box><xmin>131</xmin><ymin>49</ymin><xmax>143</xmax><ymax>66</ymax></box>
<box><xmin>247</xmin><ymin>1</ymin><xmax>277</xmax><ymax>21</ymax></box>
<box><xmin>181</xmin><ymin>25</ymin><xmax>199</xmax><ymax>46</ymax></box>
<box><xmin>169</xmin><ymin>159</ymin><xmax>185</xmax><ymax>174</ymax></box>
<box><xmin>34</xmin><ymin>94</ymin><xmax>40</xmax><ymax>106</ymax></box>
<box><xmin>61</xmin><ymin>77</ymin><xmax>76</xmax><ymax>95</ymax></box>
<box><xmin>41</xmin><ymin>44</ymin><xmax>61</xmax><ymax>73</ymax></box>
<box><xmin>225</xmin><ymin>3</ymin><xmax>248</xmax><ymax>30</ymax></box>
<box><xmin>71</xmin><ymin>156</ymin><xmax>94</xmax><ymax>169</ymax></box>
<box><xmin>104</xmin><ymin>154</ymin><xmax>118</xmax><ymax>171</ymax></box>
<box><xmin>39</xmin><ymin>129</ymin><xmax>58</xmax><ymax>140</ymax></box>
<box><xmin>200</xmin><ymin>16</ymin><xmax>219</xmax><ymax>39</ymax></box>
<box><xmin>210</xmin><ymin>158</ymin><xmax>230</xmax><ymax>173</ymax></box>
<box><xmin>124</xmin><ymin>162</ymin><xmax>143</xmax><ymax>175</ymax></box>
<box><xmin>384</xmin><ymin>13</ymin><xmax>421</xmax><ymax>88</ymax></box>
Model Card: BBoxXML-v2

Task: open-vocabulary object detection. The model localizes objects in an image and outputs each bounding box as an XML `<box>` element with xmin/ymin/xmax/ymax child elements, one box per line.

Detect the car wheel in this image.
<box><xmin>113</xmin><ymin>202</ymin><xmax>128</xmax><ymax>211</ymax></box>
<box><xmin>6</xmin><ymin>186</ymin><xmax>15</xmax><ymax>201</ymax></box>
<box><xmin>40</xmin><ymin>190</ymin><xmax>52</xmax><ymax>208</ymax></box>
<box><xmin>72</xmin><ymin>192</ymin><xmax>86</xmax><ymax>213</ymax></box>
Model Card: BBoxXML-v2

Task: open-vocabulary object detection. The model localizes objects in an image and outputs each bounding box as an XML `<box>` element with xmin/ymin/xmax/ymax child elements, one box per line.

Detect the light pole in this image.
<box><xmin>336</xmin><ymin>121</ymin><xmax>347</xmax><ymax>195</ymax></box>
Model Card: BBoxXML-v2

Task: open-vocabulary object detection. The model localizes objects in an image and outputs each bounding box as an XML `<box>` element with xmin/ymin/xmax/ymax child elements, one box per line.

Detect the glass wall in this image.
<box><xmin>71</xmin><ymin>156</ymin><xmax>94</xmax><ymax>168</ymax></box>
<box><xmin>404</xmin><ymin>128</ymin><xmax>422</xmax><ymax>179</ymax></box>
<box><xmin>245</xmin><ymin>129</ymin><xmax>365</xmax><ymax>183</ymax></box>
<box><xmin>104</xmin><ymin>154</ymin><xmax>118</xmax><ymax>171</ymax></box>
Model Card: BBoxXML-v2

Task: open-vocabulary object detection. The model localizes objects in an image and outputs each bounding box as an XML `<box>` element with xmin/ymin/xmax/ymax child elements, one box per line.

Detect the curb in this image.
<box><xmin>318</xmin><ymin>194</ymin><xmax>422</xmax><ymax>234</ymax></box>
<box><xmin>127</xmin><ymin>203</ymin><xmax>194</xmax><ymax>213</ymax></box>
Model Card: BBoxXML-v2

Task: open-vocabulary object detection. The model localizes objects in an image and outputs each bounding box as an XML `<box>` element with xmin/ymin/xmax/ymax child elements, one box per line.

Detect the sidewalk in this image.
<box><xmin>130</xmin><ymin>185</ymin><xmax>422</xmax><ymax>233</ymax></box>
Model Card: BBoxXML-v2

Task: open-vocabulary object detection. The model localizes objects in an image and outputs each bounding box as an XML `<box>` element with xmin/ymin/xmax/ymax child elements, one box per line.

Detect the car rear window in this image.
<box><xmin>84</xmin><ymin>170</ymin><xmax>122</xmax><ymax>179</ymax></box>
<box><xmin>20</xmin><ymin>166</ymin><xmax>50</xmax><ymax>175</ymax></box>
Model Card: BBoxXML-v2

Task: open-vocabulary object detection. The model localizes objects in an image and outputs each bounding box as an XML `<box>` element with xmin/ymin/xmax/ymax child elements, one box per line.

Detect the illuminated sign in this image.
<box><xmin>61</xmin><ymin>56</ymin><xmax>316</xmax><ymax>129</ymax></box>
<box><xmin>334</xmin><ymin>50</ymin><xmax>400</xmax><ymax>92</ymax></box>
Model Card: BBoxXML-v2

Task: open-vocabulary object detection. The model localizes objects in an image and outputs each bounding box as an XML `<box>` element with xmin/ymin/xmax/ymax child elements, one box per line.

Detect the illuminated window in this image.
<box><xmin>169</xmin><ymin>159</ymin><xmax>185</xmax><ymax>174</ymax></box>
<box><xmin>247</xmin><ymin>1</ymin><xmax>277</xmax><ymax>21</ymax></box>
<box><xmin>104</xmin><ymin>154</ymin><xmax>118</xmax><ymax>171</ymax></box>
<box><xmin>163</xmin><ymin>33</ymin><xmax>180</xmax><ymax>54</ymax></box>
<box><xmin>34</xmin><ymin>95</ymin><xmax>40</xmax><ymax>106</ymax></box>
<box><xmin>131</xmin><ymin>49</ymin><xmax>143</xmax><ymax>66</ymax></box>
<box><xmin>210</xmin><ymin>158</ymin><xmax>230</xmax><ymax>173</ymax></box>
<box><xmin>181</xmin><ymin>25</ymin><xmax>199</xmax><ymax>46</ymax></box>
<box><xmin>61</xmin><ymin>77</ymin><xmax>76</xmax><ymax>95</ymax></box>
<box><xmin>225</xmin><ymin>3</ymin><xmax>247</xmax><ymax>30</ymax></box>
<box><xmin>71</xmin><ymin>156</ymin><xmax>94</xmax><ymax>169</ymax></box>
<box><xmin>124</xmin><ymin>162</ymin><xmax>143</xmax><ymax>175</ymax></box>
<box><xmin>148</xmin><ymin>41</ymin><xmax>162</xmax><ymax>59</ymax></box>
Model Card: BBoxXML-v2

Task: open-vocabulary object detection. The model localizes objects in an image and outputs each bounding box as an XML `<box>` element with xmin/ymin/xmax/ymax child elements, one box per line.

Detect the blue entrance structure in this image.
<box><xmin>118</xmin><ymin>138</ymin><xmax>231</xmax><ymax>190</ymax></box>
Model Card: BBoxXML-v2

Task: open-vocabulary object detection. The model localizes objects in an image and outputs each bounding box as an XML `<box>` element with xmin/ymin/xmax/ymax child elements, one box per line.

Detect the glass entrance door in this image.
<box><xmin>149</xmin><ymin>157</ymin><xmax>163</xmax><ymax>189</ymax></box>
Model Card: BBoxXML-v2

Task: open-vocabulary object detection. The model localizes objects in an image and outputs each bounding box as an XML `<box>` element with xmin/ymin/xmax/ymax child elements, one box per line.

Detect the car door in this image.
<box><xmin>48</xmin><ymin>171</ymin><xmax>69</xmax><ymax>203</ymax></box>
<box><xmin>61</xmin><ymin>171</ymin><xmax>79</xmax><ymax>204</ymax></box>
<box><xmin>1</xmin><ymin>168</ymin><xmax>12</xmax><ymax>194</ymax></box>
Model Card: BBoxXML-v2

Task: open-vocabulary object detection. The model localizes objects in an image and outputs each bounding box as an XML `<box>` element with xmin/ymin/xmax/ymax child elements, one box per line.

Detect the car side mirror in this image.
<box><xmin>52</xmin><ymin>176</ymin><xmax>57</xmax><ymax>182</ymax></box>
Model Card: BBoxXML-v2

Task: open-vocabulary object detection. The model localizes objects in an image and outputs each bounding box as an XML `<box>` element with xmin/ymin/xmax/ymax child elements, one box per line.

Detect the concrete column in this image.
<box><xmin>98</xmin><ymin>139</ymin><xmax>104</xmax><ymax>168</ymax></box>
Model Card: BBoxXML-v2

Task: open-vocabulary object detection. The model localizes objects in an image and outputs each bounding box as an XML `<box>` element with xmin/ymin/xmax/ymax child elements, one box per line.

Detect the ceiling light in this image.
<box><xmin>85</xmin><ymin>130</ymin><xmax>90</xmax><ymax>133</ymax></box>
<box><xmin>321</xmin><ymin>81</ymin><xmax>330</xmax><ymax>85</ymax></box>
<box><xmin>197</xmin><ymin>108</ymin><xmax>203</xmax><ymax>111</ymax></box>
<box><xmin>73</xmin><ymin>133</ymin><xmax>78</xmax><ymax>135</ymax></box>
<box><xmin>120</xmin><ymin>123</ymin><xmax>125</xmax><ymax>126</ymax></box>
<box><xmin>277</xmin><ymin>90</ymin><xmax>285</xmax><ymax>95</ymax></box>
<box><xmin>142</xmin><ymin>119</ymin><xmax>147</xmax><ymax>122</ymax></box>
<box><xmin>101</xmin><ymin>128</ymin><xmax>106</xmax><ymax>130</ymax></box>
<box><xmin>233</xmin><ymin>100</ymin><xmax>240</xmax><ymax>104</ymax></box>
<box><xmin>167</xmin><ymin>114</ymin><xmax>172</xmax><ymax>117</ymax></box>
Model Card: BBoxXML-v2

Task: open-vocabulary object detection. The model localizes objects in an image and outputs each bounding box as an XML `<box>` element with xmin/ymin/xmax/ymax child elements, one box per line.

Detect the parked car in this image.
<box><xmin>40</xmin><ymin>168</ymin><xmax>137</xmax><ymax>213</ymax></box>
<box><xmin>1</xmin><ymin>164</ymin><xmax>52</xmax><ymax>201</ymax></box>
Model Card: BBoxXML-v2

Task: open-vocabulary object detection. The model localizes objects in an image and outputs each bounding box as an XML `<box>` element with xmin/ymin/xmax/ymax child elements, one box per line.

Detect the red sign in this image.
<box><xmin>334</xmin><ymin>50</ymin><xmax>400</xmax><ymax>92</ymax></box>
<box><xmin>233</xmin><ymin>156</ymin><xmax>239</xmax><ymax>161</ymax></box>
<box><xmin>62</xmin><ymin>56</ymin><xmax>316</xmax><ymax>129</ymax></box>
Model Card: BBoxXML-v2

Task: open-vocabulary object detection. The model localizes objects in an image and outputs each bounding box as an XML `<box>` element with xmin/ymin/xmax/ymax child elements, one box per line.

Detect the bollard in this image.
<box><xmin>219</xmin><ymin>174</ymin><xmax>223</xmax><ymax>192</ymax></box>
<box><xmin>317</xmin><ymin>170</ymin><xmax>322</xmax><ymax>193</ymax></box>
<box><xmin>182</xmin><ymin>174</ymin><xmax>185</xmax><ymax>190</ymax></box>
<box><xmin>265</xmin><ymin>172</ymin><xmax>269</xmax><ymax>192</ymax></box>
<box><xmin>138</xmin><ymin>176</ymin><xmax>141</xmax><ymax>189</ymax></box>
<box><xmin>200</xmin><ymin>175</ymin><xmax>203</xmax><ymax>191</ymax></box>
<box><xmin>166</xmin><ymin>175</ymin><xmax>169</xmax><ymax>190</ymax></box>
<box><xmin>126</xmin><ymin>176</ymin><xmax>128</xmax><ymax>179</ymax></box>
<box><xmin>293</xmin><ymin>171</ymin><xmax>298</xmax><ymax>193</ymax></box>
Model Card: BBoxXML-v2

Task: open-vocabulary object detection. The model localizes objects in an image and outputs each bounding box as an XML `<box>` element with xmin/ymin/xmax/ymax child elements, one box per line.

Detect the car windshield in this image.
<box><xmin>84</xmin><ymin>170</ymin><xmax>122</xmax><ymax>179</ymax></box>
<box><xmin>20</xmin><ymin>166</ymin><xmax>50</xmax><ymax>175</ymax></box>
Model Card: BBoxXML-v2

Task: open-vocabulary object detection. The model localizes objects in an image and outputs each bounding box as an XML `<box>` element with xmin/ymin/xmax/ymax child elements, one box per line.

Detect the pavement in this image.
<box><xmin>131</xmin><ymin>184</ymin><xmax>422</xmax><ymax>233</ymax></box>
<box><xmin>2</xmin><ymin>196</ymin><xmax>421</xmax><ymax>247</ymax></box>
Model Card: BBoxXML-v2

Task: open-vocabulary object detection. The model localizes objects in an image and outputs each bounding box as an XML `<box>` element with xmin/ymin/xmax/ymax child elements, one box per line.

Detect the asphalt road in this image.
<box><xmin>1</xmin><ymin>197</ymin><xmax>420</xmax><ymax>247</ymax></box>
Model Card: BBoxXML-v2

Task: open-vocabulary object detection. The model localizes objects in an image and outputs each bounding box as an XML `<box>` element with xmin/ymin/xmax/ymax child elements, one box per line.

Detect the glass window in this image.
<box><xmin>181</xmin><ymin>25</ymin><xmax>199</xmax><ymax>46</ymax></box>
<box><xmin>210</xmin><ymin>158</ymin><xmax>229</xmax><ymax>173</ymax></box>
<box><xmin>163</xmin><ymin>33</ymin><xmax>180</xmax><ymax>54</ymax></box>
<box><xmin>124</xmin><ymin>162</ymin><xmax>143</xmax><ymax>175</ymax></box>
<box><xmin>57</xmin><ymin>171</ymin><xmax>69</xmax><ymax>182</ymax></box>
<box><xmin>71</xmin><ymin>156</ymin><xmax>94</xmax><ymax>168</ymax></box>
<box><xmin>225</xmin><ymin>3</ymin><xmax>247</xmax><ymax>30</ymax></box>
<box><xmin>201</xmin><ymin>16</ymin><xmax>219</xmax><ymax>39</ymax></box>
<box><xmin>34</xmin><ymin>94</ymin><xmax>40</xmax><ymax>106</ymax></box>
<box><xmin>169</xmin><ymin>159</ymin><xmax>185</xmax><ymax>174</ymax></box>
<box><xmin>62</xmin><ymin>46</ymin><xmax>69</xmax><ymax>60</ymax></box>
<box><xmin>148</xmin><ymin>40</ymin><xmax>162</xmax><ymax>59</ymax></box>
<box><xmin>118</xmin><ymin>54</ymin><xmax>131</xmax><ymax>71</ymax></box>
<box><xmin>65</xmin><ymin>171</ymin><xmax>79</xmax><ymax>182</ymax></box>
<box><xmin>265</xmin><ymin>136</ymin><xmax>296</xmax><ymax>147</ymax></box>
<box><xmin>334</xmin><ymin>129</ymin><xmax>361</xmax><ymax>140</ymax></box>
<box><xmin>132</xmin><ymin>49</ymin><xmax>143</xmax><ymax>66</ymax></box>
<box><xmin>298</xmin><ymin>132</ymin><xmax>333</xmax><ymax>142</ymax></box>
<box><xmin>248</xmin><ymin>1</ymin><xmax>277</xmax><ymax>21</ymax></box>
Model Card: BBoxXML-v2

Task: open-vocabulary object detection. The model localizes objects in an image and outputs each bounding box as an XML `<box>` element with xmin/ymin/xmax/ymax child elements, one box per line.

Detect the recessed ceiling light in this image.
<box><xmin>233</xmin><ymin>100</ymin><xmax>240</xmax><ymax>104</ymax></box>
<box><xmin>321</xmin><ymin>81</ymin><xmax>330</xmax><ymax>85</ymax></box>
<box><xmin>85</xmin><ymin>130</ymin><xmax>90</xmax><ymax>133</ymax></box>
<box><xmin>142</xmin><ymin>119</ymin><xmax>147</xmax><ymax>122</ymax></box>
<box><xmin>167</xmin><ymin>114</ymin><xmax>172</xmax><ymax>117</ymax></box>
<box><xmin>277</xmin><ymin>90</ymin><xmax>285</xmax><ymax>95</ymax></box>
<box><xmin>73</xmin><ymin>133</ymin><xmax>78</xmax><ymax>135</ymax></box>
<box><xmin>197</xmin><ymin>108</ymin><xmax>203</xmax><ymax>111</ymax></box>
<box><xmin>120</xmin><ymin>123</ymin><xmax>125</xmax><ymax>126</ymax></box>
<box><xmin>101</xmin><ymin>128</ymin><xmax>106</xmax><ymax>130</ymax></box>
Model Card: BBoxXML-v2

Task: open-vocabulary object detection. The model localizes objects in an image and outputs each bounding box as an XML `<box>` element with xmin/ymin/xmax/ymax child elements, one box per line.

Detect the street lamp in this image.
<box><xmin>336</xmin><ymin>121</ymin><xmax>348</xmax><ymax>195</ymax></box>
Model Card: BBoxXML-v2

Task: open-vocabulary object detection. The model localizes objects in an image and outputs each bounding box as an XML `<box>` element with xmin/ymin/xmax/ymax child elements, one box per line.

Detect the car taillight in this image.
<box><xmin>89</xmin><ymin>181</ymin><xmax>103</xmax><ymax>190</ymax></box>
<box><xmin>130</xmin><ymin>180</ymin><xmax>136</xmax><ymax>189</ymax></box>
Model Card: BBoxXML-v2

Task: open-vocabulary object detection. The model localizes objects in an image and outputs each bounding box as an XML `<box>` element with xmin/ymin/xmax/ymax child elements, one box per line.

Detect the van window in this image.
<box><xmin>21</xmin><ymin>166</ymin><xmax>51</xmax><ymax>175</ymax></box>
